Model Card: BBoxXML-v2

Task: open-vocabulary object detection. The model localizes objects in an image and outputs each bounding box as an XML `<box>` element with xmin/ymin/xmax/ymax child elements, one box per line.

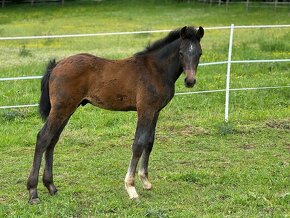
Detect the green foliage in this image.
<box><xmin>216</xmin><ymin>122</ymin><xmax>238</xmax><ymax>135</ymax></box>
<box><xmin>2</xmin><ymin>110</ymin><xmax>26</xmax><ymax>121</ymax></box>
<box><xmin>259</xmin><ymin>40</ymin><xmax>289</xmax><ymax>53</ymax></box>
<box><xmin>0</xmin><ymin>1</ymin><xmax>289</xmax><ymax>217</ymax></box>
<box><xmin>19</xmin><ymin>45</ymin><xmax>33</xmax><ymax>57</ymax></box>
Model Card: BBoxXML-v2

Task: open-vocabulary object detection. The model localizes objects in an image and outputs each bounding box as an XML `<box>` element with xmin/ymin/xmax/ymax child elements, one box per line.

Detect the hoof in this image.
<box><xmin>130</xmin><ymin>193</ymin><xmax>139</xmax><ymax>200</ymax></box>
<box><xmin>143</xmin><ymin>182</ymin><xmax>153</xmax><ymax>190</ymax></box>
<box><xmin>48</xmin><ymin>185</ymin><xmax>58</xmax><ymax>195</ymax></box>
<box><xmin>29</xmin><ymin>198</ymin><xmax>40</xmax><ymax>205</ymax></box>
<box><xmin>125</xmin><ymin>175</ymin><xmax>139</xmax><ymax>200</ymax></box>
<box><xmin>139</xmin><ymin>174</ymin><xmax>152</xmax><ymax>190</ymax></box>
<box><xmin>125</xmin><ymin>185</ymin><xmax>139</xmax><ymax>200</ymax></box>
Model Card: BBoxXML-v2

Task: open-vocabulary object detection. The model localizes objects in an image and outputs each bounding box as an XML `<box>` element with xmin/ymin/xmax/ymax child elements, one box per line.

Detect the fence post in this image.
<box><xmin>246</xmin><ymin>0</ymin><xmax>250</xmax><ymax>12</ymax></box>
<box><xmin>225</xmin><ymin>24</ymin><xmax>234</xmax><ymax>123</ymax></box>
<box><xmin>226</xmin><ymin>0</ymin><xmax>229</xmax><ymax>11</ymax></box>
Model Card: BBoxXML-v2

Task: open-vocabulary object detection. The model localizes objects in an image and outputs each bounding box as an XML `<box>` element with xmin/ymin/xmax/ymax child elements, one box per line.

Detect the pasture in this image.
<box><xmin>0</xmin><ymin>1</ymin><xmax>289</xmax><ymax>217</ymax></box>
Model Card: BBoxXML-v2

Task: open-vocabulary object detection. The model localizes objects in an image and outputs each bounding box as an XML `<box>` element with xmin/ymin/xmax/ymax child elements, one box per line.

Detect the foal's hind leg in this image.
<box><xmin>42</xmin><ymin>119</ymin><xmax>69</xmax><ymax>195</ymax></box>
<box><xmin>27</xmin><ymin>108</ymin><xmax>74</xmax><ymax>204</ymax></box>
<box><xmin>124</xmin><ymin>110</ymin><xmax>156</xmax><ymax>199</ymax></box>
<box><xmin>138</xmin><ymin>112</ymin><xmax>159</xmax><ymax>190</ymax></box>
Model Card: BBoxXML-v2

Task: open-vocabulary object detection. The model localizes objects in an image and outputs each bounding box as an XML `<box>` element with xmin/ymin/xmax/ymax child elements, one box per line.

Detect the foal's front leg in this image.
<box><xmin>124</xmin><ymin>111</ymin><xmax>155</xmax><ymax>199</ymax></box>
<box><xmin>138</xmin><ymin>112</ymin><xmax>159</xmax><ymax>190</ymax></box>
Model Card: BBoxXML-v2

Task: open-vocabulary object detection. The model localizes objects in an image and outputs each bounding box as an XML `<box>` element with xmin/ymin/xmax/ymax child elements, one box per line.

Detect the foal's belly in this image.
<box><xmin>88</xmin><ymin>94</ymin><xmax>137</xmax><ymax>111</ymax></box>
<box><xmin>87</xmin><ymin>79</ymin><xmax>137</xmax><ymax>111</ymax></box>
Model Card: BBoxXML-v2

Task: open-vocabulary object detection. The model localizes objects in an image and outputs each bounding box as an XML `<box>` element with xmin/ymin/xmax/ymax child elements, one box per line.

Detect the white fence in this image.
<box><xmin>0</xmin><ymin>24</ymin><xmax>290</xmax><ymax>122</ymax></box>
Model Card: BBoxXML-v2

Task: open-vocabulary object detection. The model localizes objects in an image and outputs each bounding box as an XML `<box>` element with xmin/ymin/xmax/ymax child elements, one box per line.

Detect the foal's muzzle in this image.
<box><xmin>184</xmin><ymin>70</ymin><xmax>196</xmax><ymax>88</ymax></box>
<box><xmin>184</xmin><ymin>78</ymin><xmax>196</xmax><ymax>88</ymax></box>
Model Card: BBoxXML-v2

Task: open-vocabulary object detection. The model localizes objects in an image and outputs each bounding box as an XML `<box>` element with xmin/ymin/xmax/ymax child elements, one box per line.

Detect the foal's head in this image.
<box><xmin>179</xmin><ymin>26</ymin><xmax>204</xmax><ymax>88</ymax></box>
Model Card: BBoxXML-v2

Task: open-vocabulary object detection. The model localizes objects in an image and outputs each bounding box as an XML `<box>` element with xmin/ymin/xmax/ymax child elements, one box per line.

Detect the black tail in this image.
<box><xmin>39</xmin><ymin>60</ymin><xmax>57</xmax><ymax>121</ymax></box>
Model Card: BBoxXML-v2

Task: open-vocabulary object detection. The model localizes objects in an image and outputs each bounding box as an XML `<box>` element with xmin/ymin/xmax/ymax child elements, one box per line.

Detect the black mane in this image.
<box><xmin>135</xmin><ymin>26</ymin><xmax>197</xmax><ymax>56</ymax></box>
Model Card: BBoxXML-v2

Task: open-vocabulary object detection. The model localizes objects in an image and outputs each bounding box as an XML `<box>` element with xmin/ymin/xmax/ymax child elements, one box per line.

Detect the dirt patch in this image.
<box><xmin>180</xmin><ymin>125</ymin><xmax>211</xmax><ymax>136</ymax></box>
<box><xmin>0</xmin><ymin>195</ymin><xmax>8</xmax><ymax>202</ymax></box>
<box><xmin>159</xmin><ymin>125</ymin><xmax>210</xmax><ymax>138</ymax></box>
<box><xmin>241</xmin><ymin>144</ymin><xmax>255</xmax><ymax>150</ymax></box>
<box><xmin>266</xmin><ymin>119</ymin><xmax>290</xmax><ymax>130</ymax></box>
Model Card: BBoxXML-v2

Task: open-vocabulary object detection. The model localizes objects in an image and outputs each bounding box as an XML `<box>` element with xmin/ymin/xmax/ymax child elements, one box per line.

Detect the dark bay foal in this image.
<box><xmin>27</xmin><ymin>26</ymin><xmax>204</xmax><ymax>203</ymax></box>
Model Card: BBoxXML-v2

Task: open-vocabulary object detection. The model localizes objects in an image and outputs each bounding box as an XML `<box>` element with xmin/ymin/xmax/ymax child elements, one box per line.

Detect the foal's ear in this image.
<box><xmin>180</xmin><ymin>26</ymin><xmax>187</xmax><ymax>39</ymax></box>
<box><xmin>196</xmin><ymin>26</ymin><xmax>204</xmax><ymax>41</ymax></box>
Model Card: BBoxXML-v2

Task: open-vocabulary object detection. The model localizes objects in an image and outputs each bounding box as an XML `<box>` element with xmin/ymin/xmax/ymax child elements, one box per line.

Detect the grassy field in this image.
<box><xmin>0</xmin><ymin>0</ymin><xmax>290</xmax><ymax>217</ymax></box>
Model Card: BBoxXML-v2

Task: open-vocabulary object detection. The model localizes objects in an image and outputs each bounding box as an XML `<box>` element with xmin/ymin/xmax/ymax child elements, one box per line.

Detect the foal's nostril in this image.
<box><xmin>184</xmin><ymin>78</ymin><xmax>196</xmax><ymax>88</ymax></box>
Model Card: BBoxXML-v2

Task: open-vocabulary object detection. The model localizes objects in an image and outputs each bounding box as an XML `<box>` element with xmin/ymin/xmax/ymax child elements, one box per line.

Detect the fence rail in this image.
<box><xmin>1</xmin><ymin>24</ymin><xmax>290</xmax><ymax>41</ymax></box>
<box><xmin>0</xmin><ymin>24</ymin><xmax>289</xmax><ymax>122</ymax></box>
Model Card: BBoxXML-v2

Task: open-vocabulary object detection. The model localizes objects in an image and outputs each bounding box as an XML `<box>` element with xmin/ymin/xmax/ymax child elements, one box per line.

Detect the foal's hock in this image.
<box><xmin>27</xmin><ymin>26</ymin><xmax>204</xmax><ymax>204</ymax></box>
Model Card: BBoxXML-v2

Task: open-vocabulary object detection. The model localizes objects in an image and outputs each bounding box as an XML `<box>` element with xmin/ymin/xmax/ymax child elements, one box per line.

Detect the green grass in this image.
<box><xmin>0</xmin><ymin>1</ymin><xmax>290</xmax><ymax>217</ymax></box>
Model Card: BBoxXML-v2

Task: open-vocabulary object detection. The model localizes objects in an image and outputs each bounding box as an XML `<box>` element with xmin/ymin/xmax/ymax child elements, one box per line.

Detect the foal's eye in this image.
<box><xmin>179</xmin><ymin>52</ymin><xmax>183</xmax><ymax>57</ymax></box>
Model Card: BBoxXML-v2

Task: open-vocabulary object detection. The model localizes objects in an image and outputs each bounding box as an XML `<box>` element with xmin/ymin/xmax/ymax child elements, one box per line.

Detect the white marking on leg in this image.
<box><xmin>124</xmin><ymin>173</ymin><xmax>139</xmax><ymax>199</ymax></box>
<box><xmin>138</xmin><ymin>150</ymin><xmax>153</xmax><ymax>190</ymax></box>
<box><xmin>138</xmin><ymin>171</ymin><xmax>152</xmax><ymax>190</ymax></box>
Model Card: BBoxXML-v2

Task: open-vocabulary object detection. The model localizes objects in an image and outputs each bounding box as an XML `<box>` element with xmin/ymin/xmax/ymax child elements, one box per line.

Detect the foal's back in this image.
<box><xmin>49</xmin><ymin>53</ymin><xmax>167</xmax><ymax>112</ymax></box>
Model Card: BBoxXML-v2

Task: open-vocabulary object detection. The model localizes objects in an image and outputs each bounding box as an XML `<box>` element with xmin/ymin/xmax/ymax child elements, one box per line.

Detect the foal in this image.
<box><xmin>27</xmin><ymin>26</ymin><xmax>204</xmax><ymax>203</ymax></box>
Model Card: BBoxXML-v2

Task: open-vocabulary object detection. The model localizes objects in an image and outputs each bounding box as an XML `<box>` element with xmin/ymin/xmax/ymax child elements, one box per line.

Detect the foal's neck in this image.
<box><xmin>154</xmin><ymin>39</ymin><xmax>183</xmax><ymax>85</ymax></box>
